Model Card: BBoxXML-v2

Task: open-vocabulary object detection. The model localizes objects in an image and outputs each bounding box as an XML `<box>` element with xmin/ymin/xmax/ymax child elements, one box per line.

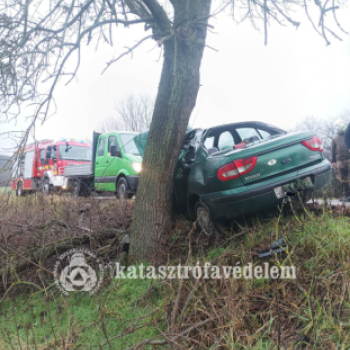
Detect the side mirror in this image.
<box><xmin>65</xmin><ymin>142</ymin><xmax>72</xmax><ymax>152</ymax></box>
<box><xmin>110</xmin><ymin>145</ymin><xmax>117</xmax><ymax>157</ymax></box>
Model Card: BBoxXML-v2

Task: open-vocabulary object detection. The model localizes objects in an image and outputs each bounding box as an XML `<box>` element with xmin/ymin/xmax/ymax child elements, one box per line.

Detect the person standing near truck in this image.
<box><xmin>332</xmin><ymin>119</ymin><xmax>350</xmax><ymax>201</ymax></box>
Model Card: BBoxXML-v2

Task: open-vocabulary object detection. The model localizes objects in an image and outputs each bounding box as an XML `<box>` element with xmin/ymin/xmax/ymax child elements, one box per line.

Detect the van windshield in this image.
<box><xmin>58</xmin><ymin>146</ymin><xmax>92</xmax><ymax>161</ymax></box>
<box><xmin>119</xmin><ymin>133</ymin><xmax>140</xmax><ymax>156</ymax></box>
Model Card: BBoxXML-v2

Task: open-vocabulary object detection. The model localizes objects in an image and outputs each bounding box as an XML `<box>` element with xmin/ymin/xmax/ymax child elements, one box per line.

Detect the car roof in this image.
<box><xmin>209</xmin><ymin>121</ymin><xmax>282</xmax><ymax>130</ymax></box>
<box><xmin>187</xmin><ymin>121</ymin><xmax>284</xmax><ymax>135</ymax></box>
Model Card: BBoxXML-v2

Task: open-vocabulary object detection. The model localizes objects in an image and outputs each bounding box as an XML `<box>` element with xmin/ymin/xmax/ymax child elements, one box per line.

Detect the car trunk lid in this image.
<box><xmin>221</xmin><ymin>131</ymin><xmax>323</xmax><ymax>185</ymax></box>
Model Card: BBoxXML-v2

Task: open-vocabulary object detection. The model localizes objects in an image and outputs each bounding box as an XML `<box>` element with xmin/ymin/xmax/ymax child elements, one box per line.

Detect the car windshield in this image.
<box><xmin>119</xmin><ymin>133</ymin><xmax>140</xmax><ymax>156</ymax></box>
<box><xmin>58</xmin><ymin>145</ymin><xmax>92</xmax><ymax>161</ymax></box>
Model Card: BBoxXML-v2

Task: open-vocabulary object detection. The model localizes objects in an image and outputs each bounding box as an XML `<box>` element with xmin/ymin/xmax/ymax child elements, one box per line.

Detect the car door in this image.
<box><xmin>104</xmin><ymin>134</ymin><xmax>121</xmax><ymax>192</ymax></box>
<box><xmin>94</xmin><ymin>136</ymin><xmax>107</xmax><ymax>191</ymax></box>
<box><xmin>174</xmin><ymin>130</ymin><xmax>201</xmax><ymax>211</ymax></box>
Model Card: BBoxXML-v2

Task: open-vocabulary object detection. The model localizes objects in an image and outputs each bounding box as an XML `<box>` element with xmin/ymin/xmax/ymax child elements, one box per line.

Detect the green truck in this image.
<box><xmin>64</xmin><ymin>131</ymin><xmax>142</xmax><ymax>197</ymax></box>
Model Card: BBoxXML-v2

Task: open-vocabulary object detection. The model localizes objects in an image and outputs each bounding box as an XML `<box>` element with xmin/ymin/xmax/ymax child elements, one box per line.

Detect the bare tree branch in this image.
<box><xmin>95</xmin><ymin>94</ymin><xmax>154</xmax><ymax>133</ymax></box>
<box><xmin>102</xmin><ymin>34</ymin><xmax>152</xmax><ymax>74</ymax></box>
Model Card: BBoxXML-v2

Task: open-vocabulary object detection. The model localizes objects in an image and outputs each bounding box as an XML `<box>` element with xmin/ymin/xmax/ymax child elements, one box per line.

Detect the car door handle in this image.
<box><xmin>106</xmin><ymin>160</ymin><xmax>109</xmax><ymax>163</ymax></box>
<box><xmin>96</xmin><ymin>162</ymin><xmax>99</xmax><ymax>165</ymax></box>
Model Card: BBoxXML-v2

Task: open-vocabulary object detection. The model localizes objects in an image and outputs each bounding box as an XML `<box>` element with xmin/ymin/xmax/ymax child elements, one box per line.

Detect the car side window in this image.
<box><xmin>236</xmin><ymin>128</ymin><xmax>261</xmax><ymax>142</ymax></box>
<box><xmin>97</xmin><ymin>137</ymin><xmax>106</xmax><ymax>157</ymax></box>
<box><xmin>108</xmin><ymin>136</ymin><xmax>119</xmax><ymax>154</ymax></box>
<box><xmin>204</xmin><ymin>136</ymin><xmax>214</xmax><ymax>149</ymax></box>
<box><xmin>257</xmin><ymin>129</ymin><xmax>271</xmax><ymax>139</ymax></box>
<box><xmin>218</xmin><ymin>131</ymin><xmax>235</xmax><ymax>151</ymax></box>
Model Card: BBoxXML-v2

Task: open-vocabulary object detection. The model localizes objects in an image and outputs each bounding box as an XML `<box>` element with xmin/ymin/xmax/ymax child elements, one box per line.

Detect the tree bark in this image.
<box><xmin>130</xmin><ymin>0</ymin><xmax>212</xmax><ymax>261</ymax></box>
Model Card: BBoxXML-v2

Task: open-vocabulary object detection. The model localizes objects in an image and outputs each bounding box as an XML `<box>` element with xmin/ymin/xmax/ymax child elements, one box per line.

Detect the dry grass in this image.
<box><xmin>0</xmin><ymin>192</ymin><xmax>350</xmax><ymax>349</ymax></box>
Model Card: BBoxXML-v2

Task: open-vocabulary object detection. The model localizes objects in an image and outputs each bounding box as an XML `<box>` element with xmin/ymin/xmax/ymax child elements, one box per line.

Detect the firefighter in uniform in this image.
<box><xmin>332</xmin><ymin>119</ymin><xmax>350</xmax><ymax>201</ymax></box>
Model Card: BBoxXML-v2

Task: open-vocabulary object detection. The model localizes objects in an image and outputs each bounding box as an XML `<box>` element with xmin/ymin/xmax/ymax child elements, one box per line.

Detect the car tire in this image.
<box><xmin>16</xmin><ymin>181</ymin><xmax>25</xmax><ymax>197</ymax></box>
<box><xmin>42</xmin><ymin>178</ymin><xmax>52</xmax><ymax>196</ymax></box>
<box><xmin>116</xmin><ymin>177</ymin><xmax>132</xmax><ymax>199</ymax></box>
<box><xmin>195</xmin><ymin>201</ymin><xmax>215</xmax><ymax>236</ymax></box>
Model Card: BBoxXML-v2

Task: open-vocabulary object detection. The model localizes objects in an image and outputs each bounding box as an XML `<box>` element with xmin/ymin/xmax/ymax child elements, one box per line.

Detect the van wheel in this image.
<box><xmin>195</xmin><ymin>201</ymin><xmax>215</xmax><ymax>236</ymax></box>
<box><xmin>117</xmin><ymin>178</ymin><xmax>132</xmax><ymax>199</ymax></box>
<box><xmin>42</xmin><ymin>178</ymin><xmax>52</xmax><ymax>196</ymax></box>
<box><xmin>16</xmin><ymin>182</ymin><xmax>25</xmax><ymax>196</ymax></box>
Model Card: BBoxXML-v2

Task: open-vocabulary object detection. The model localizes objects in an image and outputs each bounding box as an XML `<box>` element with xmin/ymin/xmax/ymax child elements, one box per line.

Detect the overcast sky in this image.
<box><xmin>1</xmin><ymin>4</ymin><xmax>349</xmax><ymax>155</ymax></box>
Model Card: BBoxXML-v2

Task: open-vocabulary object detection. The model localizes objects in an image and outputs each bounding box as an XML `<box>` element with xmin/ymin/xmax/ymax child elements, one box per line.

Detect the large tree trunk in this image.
<box><xmin>130</xmin><ymin>0</ymin><xmax>212</xmax><ymax>261</ymax></box>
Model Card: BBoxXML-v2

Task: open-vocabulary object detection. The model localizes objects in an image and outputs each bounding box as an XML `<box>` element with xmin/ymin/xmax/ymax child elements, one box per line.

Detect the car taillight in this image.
<box><xmin>217</xmin><ymin>163</ymin><xmax>239</xmax><ymax>181</ymax></box>
<box><xmin>217</xmin><ymin>156</ymin><xmax>258</xmax><ymax>181</ymax></box>
<box><xmin>301</xmin><ymin>136</ymin><xmax>323</xmax><ymax>152</ymax></box>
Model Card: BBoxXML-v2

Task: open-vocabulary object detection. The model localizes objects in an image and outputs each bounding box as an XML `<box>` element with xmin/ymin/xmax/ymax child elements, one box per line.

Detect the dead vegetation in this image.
<box><xmin>0</xmin><ymin>193</ymin><xmax>133</xmax><ymax>294</ymax></box>
<box><xmin>1</xmin><ymin>192</ymin><xmax>350</xmax><ymax>349</ymax></box>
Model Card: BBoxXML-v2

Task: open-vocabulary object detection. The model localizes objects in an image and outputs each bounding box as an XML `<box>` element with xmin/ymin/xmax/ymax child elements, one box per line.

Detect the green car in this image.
<box><xmin>172</xmin><ymin>121</ymin><xmax>332</xmax><ymax>235</ymax></box>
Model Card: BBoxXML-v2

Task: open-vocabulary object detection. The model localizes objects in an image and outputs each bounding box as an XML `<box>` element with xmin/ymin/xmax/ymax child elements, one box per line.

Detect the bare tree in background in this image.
<box><xmin>96</xmin><ymin>94</ymin><xmax>154</xmax><ymax>133</ymax></box>
<box><xmin>295</xmin><ymin>110</ymin><xmax>350</xmax><ymax>160</ymax></box>
<box><xmin>0</xmin><ymin>0</ymin><xmax>347</xmax><ymax>261</ymax></box>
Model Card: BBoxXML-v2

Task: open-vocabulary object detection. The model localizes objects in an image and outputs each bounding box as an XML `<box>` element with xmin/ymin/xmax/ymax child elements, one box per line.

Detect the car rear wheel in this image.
<box><xmin>195</xmin><ymin>201</ymin><xmax>215</xmax><ymax>236</ymax></box>
<box><xmin>16</xmin><ymin>182</ymin><xmax>25</xmax><ymax>196</ymax></box>
<box><xmin>116</xmin><ymin>177</ymin><xmax>133</xmax><ymax>199</ymax></box>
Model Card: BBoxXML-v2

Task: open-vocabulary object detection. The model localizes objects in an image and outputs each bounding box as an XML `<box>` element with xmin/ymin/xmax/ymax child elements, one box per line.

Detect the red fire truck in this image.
<box><xmin>11</xmin><ymin>139</ymin><xmax>91</xmax><ymax>196</ymax></box>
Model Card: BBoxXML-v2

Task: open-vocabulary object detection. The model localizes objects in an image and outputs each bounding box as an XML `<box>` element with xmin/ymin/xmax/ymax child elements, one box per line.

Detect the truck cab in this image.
<box><xmin>94</xmin><ymin>131</ymin><xmax>142</xmax><ymax>198</ymax></box>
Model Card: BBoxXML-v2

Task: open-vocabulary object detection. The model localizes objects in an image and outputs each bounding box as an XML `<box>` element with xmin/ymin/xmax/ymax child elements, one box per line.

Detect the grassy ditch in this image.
<box><xmin>0</xmin><ymin>193</ymin><xmax>350</xmax><ymax>349</ymax></box>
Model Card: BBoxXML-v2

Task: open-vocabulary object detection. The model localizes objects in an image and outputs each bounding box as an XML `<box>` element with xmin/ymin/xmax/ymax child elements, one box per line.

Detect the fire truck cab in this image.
<box><xmin>11</xmin><ymin>139</ymin><xmax>91</xmax><ymax>196</ymax></box>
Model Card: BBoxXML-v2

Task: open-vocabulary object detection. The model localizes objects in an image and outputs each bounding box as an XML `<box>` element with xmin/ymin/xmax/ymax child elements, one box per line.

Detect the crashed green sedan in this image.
<box><xmin>171</xmin><ymin>121</ymin><xmax>332</xmax><ymax>235</ymax></box>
